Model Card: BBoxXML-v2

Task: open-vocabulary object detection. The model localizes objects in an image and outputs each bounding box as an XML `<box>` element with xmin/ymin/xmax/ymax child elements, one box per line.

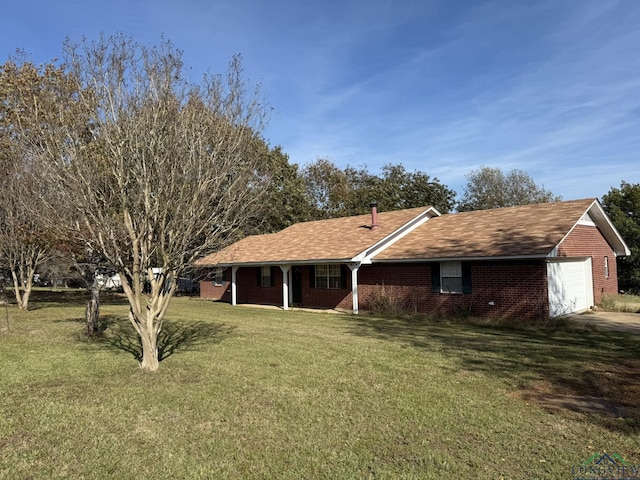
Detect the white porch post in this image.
<box><xmin>280</xmin><ymin>265</ymin><xmax>291</xmax><ymax>310</ymax></box>
<box><xmin>231</xmin><ymin>266</ymin><xmax>238</xmax><ymax>306</ymax></box>
<box><xmin>288</xmin><ymin>268</ymin><xmax>293</xmax><ymax>305</ymax></box>
<box><xmin>348</xmin><ymin>263</ymin><xmax>360</xmax><ymax>314</ymax></box>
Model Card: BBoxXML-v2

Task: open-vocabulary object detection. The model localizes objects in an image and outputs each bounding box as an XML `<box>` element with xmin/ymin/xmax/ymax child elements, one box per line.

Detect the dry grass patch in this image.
<box><xmin>599</xmin><ymin>293</ymin><xmax>640</xmax><ymax>313</ymax></box>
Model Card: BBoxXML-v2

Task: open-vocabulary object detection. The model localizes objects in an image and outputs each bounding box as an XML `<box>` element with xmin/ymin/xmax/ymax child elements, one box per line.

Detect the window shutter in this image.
<box><xmin>340</xmin><ymin>264</ymin><xmax>348</xmax><ymax>289</ymax></box>
<box><xmin>431</xmin><ymin>263</ymin><xmax>441</xmax><ymax>292</ymax></box>
<box><xmin>270</xmin><ymin>266</ymin><xmax>276</xmax><ymax>287</ymax></box>
<box><xmin>309</xmin><ymin>265</ymin><xmax>316</xmax><ymax>288</ymax></box>
<box><xmin>257</xmin><ymin>267</ymin><xmax>261</xmax><ymax>286</ymax></box>
<box><xmin>462</xmin><ymin>263</ymin><xmax>472</xmax><ymax>294</ymax></box>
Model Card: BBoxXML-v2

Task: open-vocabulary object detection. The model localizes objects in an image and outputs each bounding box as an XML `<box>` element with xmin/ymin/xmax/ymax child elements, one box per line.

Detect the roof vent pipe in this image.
<box><xmin>370</xmin><ymin>202</ymin><xmax>379</xmax><ymax>230</ymax></box>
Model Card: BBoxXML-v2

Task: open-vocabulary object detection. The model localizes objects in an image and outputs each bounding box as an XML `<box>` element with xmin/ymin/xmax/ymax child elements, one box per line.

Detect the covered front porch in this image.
<box><xmin>223</xmin><ymin>262</ymin><xmax>364</xmax><ymax>314</ymax></box>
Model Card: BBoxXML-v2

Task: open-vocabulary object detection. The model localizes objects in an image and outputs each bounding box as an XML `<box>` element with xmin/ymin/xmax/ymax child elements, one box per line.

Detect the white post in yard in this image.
<box><xmin>280</xmin><ymin>265</ymin><xmax>291</xmax><ymax>310</ymax></box>
<box><xmin>231</xmin><ymin>266</ymin><xmax>238</xmax><ymax>306</ymax></box>
<box><xmin>348</xmin><ymin>263</ymin><xmax>360</xmax><ymax>314</ymax></box>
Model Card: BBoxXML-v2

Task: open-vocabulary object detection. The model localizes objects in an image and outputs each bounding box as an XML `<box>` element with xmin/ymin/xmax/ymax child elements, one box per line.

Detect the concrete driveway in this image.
<box><xmin>568</xmin><ymin>310</ymin><xmax>640</xmax><ymax>334</ymax></box>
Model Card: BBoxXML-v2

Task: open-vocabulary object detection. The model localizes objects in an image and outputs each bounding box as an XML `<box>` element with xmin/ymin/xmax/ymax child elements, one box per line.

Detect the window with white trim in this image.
<box><xmin>441</xmin><ymin>261</ymin><xmax>463</xmax><ymax>294</ymax></box>
<box><xmin>604</xmin><ymin>256</ymin><xmax>609</xmax><ymax>278</ymax></box>
<box><xmin>315</xmin><ymin>264</ymin><xmax>342</xmax><ymax>289</ymax></box>
<box><xmin>212</xmin><ymin>268</ymin><xmax>224</xmax><ymax>286</ymax></box>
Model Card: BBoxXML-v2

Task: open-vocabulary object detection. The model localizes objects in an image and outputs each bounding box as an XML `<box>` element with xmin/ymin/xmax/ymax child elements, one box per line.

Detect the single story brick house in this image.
<box><xmin>195</xmin><ymin>199</ymin><xmax>630</xmax><ymax>319</ymax></box>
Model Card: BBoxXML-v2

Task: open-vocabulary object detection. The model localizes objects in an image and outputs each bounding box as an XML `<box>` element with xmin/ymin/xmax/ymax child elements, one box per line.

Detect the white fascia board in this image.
<box><xmin>351</xmin><ymin>207</ymin><xmax>441</xmax><ymax>264</ymax></box>
<box><xmin>212</xmin><ymin>258</ymin><xmax>355</xmax><ymax>268</ymax></box>
<box><xmin>372</xmin><ymin>254</ymin><xmax>549</xmax><ymax>263</ymax></box>
<box><xmin>587</xmin><ymin>200</ymin><xmax>631</xmax><ymax>256</ymax></box>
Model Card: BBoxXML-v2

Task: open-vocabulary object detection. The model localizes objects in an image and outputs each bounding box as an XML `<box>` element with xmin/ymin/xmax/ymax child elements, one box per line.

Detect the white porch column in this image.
<box><xmin>231</xmin><ymin>266</ymin><xmax>238</xmax><ymax>306</ymax></box>
<box><xmin>288</xmin><ymin>268</ymin><xmax>294</xmax><ymax>305</ymax></box>
<box><xmin>280</xmin><ymin>265</ymin><xmax>291</xmax><ymax>310</ymax></box>
<box><xmin>348</xmin><ymin>263</ymin><xmax>360</xmax><ymax>314</ymax></box>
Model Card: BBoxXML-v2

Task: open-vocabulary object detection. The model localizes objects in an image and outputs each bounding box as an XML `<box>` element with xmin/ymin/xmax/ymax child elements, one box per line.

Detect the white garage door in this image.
<box><xmin>547</xmin><ymin>258</ymin><xmax>594</xmax><ymax>317</ymax></box>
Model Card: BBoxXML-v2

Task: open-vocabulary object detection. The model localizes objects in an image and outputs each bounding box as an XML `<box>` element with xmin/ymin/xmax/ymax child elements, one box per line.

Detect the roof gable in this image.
<box><xmin>556</xmin><ymin>199</ymin><xmax>630</xmax><ymax>257</ymax></box>
<box><xmin>196</xmin><ymin>206</ymin><xmax>438</xmax><ymax>266</ymax></box>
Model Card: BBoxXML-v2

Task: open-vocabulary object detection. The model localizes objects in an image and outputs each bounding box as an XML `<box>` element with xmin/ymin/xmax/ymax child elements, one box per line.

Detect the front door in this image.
<box><xmin>292</xmin><ymin>266</ymin><xmax>303</xmax><ymax>304</ymax></box>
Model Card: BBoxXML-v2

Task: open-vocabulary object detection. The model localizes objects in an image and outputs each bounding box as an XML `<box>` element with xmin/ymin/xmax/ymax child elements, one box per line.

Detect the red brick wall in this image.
<box><xmin>556</xmin><ymin>224</ymin><xmax>618</xmax><ymax>304</ymax></box>
<box><xmin>200</xmin><ymin>267</ymin><xmax>287</xmax><ymax>306</ymax></box>
<box><xmin>201</xmin><ymin>262</ymin><xmax>549</xmax><ymax>318</ymax></box>
<box><xmin>298</xmin><ymin>266</ymin><xmax>351</xmax><ymax>309</ymax></box>
<box><xmin>355</xmin><ymin>261</ymin><xmax>549</xmax><ymax>319</ymax></box>
<box><xmin>199</xmin><ymin>268</ymin><xmax>231</xmax><ymax>300</ymax></box>
<box><xmin>234</xmin><ymin>267</ymin><xmax>283</xmax><ymax>305</ymax></box>
<box><xmin>200</xmin><ymin>265</ymin><xmax>352</xmax><ymax>309</ymax></box>
<box><xmin>199</xmin><ymin>279</ymin><xmax>230</xmax><ymax>300</ymax></box>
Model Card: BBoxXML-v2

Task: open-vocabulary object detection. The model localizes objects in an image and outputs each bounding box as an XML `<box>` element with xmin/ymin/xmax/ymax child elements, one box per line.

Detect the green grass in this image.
<box><xmin>1</xmin><ymin>291</ymin><xmax>639</xmax><ymax>479</ymax></box>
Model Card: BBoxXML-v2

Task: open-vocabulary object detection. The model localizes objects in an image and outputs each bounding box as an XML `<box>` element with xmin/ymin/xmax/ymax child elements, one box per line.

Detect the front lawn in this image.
<box><xmin>0</xmin><ymin>291</ymin><xmax>638</xmax><ymax>479</ymax></box>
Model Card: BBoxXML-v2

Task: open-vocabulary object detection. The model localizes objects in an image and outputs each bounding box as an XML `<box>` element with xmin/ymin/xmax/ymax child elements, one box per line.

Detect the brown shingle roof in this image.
<box><xmin>196</xmin><ymin>206</ymin><xmax>434</xmax><ymax>265</ymax></box>
<box><xmin>375</xmin><ymin>198</ymin><xmax>596</xmax><ymax>261</ymax></box>
<box><xmin>196</xmin><ymin>199</ymin><xmax>604</xmax><ymax>266</ymax></box>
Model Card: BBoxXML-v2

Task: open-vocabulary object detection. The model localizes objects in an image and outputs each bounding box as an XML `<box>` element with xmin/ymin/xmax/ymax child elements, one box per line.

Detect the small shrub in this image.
<box><xmin>599</xmin><ymin>294</ymin><xmax>617</xmax><ymax>311</ymax></box>
<box><xmin>368</xmin><ymin>285</ymin><xmax>413</xmax><ymax>317</ymax></box>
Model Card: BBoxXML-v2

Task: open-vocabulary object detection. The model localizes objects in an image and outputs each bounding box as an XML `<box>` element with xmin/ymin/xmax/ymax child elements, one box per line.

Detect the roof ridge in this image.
<box><xmin>443</xmin><ymin>198</ymin><xmax>596</xmax><ymax>217</ymax></box>
<box><xmin>281</xmin><ymin>205</ymin><xmax>433</xmax><ymax>229</ymax></box>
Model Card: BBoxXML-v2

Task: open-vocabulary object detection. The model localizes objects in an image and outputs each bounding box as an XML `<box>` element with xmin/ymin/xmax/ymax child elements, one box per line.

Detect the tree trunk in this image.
<box><xmin>121</xmin><ymin>268</ymin><xmax>177</xmax><ymax>372</ymax></box>
<box><xmin>131</xmin><ymin>308</ymin><xmax>160</xmax><ymax>371</ymax></box>
<box><xmin>85</xmin><ymin>279</ymin><xmax>100</xmax><ymax>336</ymax></box>
<box><xmin>139</xmin><ymin>324</ymin><xmax>159</xmax><ymax>371</ymax></box>
<box><xmin>10</xmin><ymin>269</ymin><xmax>29</xmax><ymax>310</ymax></box>
<box><xmin>20</xmin><ymin>285</ymin><xmax>31</xmax><ymax>311</ymax></box>
<box><xmin>0</xmin><ymin>289</ymin><xmax>8</xmax><ymax>332</ymax></box>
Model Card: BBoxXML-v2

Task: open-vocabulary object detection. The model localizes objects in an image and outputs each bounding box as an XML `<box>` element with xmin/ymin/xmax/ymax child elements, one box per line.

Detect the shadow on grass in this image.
<box><xmin>347</xmin><ymin>316</ymin><xmax>640</xmax><ymax>434</ymax></box>
<box><xmin>26</xmin><ymin>289</ymin><xmax>130</xmax><ymax>310</ymax></box>
<box><xmin>86</xmin><ymin>315</ymin><xmax>235</xmax><ymax>362</ymax></box>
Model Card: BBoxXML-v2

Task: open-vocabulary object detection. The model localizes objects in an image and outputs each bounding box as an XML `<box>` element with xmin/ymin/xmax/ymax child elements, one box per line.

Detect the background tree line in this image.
<box><xmin>1</xmin><ymin>34</ymin><xmax>639</xmax><ymax>372</ymax></box>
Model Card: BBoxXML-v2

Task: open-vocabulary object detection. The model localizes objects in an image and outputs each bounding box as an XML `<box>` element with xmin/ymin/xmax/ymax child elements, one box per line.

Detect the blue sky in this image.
<box><xmin>2</xmin><ymin>0</ymin><xmax>639</xmax><ymax>201</ymax></box>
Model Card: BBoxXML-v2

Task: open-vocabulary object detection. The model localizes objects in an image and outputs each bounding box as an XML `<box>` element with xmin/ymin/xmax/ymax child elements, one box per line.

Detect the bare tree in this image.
<box><xmin>23</xmin><ymin>35</ymin><xmax>270</xmax><ymax>370</ymax></box>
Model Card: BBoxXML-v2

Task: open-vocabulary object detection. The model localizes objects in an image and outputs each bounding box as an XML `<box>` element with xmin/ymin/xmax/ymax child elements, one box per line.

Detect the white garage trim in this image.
<box><xmin>547</xmin><ymin>258</ymin><xmax>594</xmax><ymax>317</ymax></box>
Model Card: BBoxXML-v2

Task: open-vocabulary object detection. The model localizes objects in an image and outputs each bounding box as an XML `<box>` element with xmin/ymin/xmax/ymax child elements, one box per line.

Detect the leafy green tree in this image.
<box><xmin>457</xmin><ymin>166</ymin><xmax>561</xmax><ymax>212</ymax></box>
<box><xmin>368</xmin><ymin>164</ymin><xmax>455</xmax><ymax>214</ymax></box>
<box><xmin>301</xmin><ymin>158</ymin><xmax>352</xmax><ymax>219</ymax></box>
<box><xmin>602</xmin><ymin>182</ymin><xmax>640</xmax><ymax>293</ymax></box>
<box><xmin>302</xmin><ymin>159</ymin><xmax>455</xmax><ymax>218</ymax></box>
<box><xmin>250</xmin><ymin>145</ymin><xmax>311</xmax><ymax>233</ymax></box>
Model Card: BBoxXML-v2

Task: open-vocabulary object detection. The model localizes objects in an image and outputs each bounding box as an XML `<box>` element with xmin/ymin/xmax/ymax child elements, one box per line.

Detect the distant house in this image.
<box><xmin>95</xmin><ymin>272</ymin><xmax>121</xmax><ymax>290</ymax></box>
<box><xmin>195</xmin><ymin>199</ymin><xmax>630</xmax><ymax>319</ymax></box>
